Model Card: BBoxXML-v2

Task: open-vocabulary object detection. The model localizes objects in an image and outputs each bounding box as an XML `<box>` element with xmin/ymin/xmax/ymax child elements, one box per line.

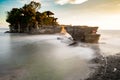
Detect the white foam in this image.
<box><xmin>46</xmin><ymin>36</ymin><xmax>95</xmax><ymax>60</ymax></box>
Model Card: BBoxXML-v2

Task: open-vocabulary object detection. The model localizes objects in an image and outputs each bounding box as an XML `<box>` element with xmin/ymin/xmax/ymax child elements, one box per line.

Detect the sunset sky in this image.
<box><xmin>0</xmin><ymin>0</ymin><xmax>120</xmax><ymax>29</ymax></box>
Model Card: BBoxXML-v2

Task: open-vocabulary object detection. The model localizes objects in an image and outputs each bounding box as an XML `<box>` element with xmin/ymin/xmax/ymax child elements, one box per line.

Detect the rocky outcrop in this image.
<box><xmin>86</xmin><ymin>54</ymin><xmax>120</xmax><ymax>80</ymax></box>
<box><xmin>6</xmin><ymin>25</ymin><xmax>100</xmax><ymax>43</ymax></box>
<box><xmin>64</xmin><ymin>26</ymin><xmax>100</xmax><ymax>43</ymax></box>
<box><xmin>36</xmin><ymin>25</ymin><xmax>100</xmax><ymax>43</ymax></box>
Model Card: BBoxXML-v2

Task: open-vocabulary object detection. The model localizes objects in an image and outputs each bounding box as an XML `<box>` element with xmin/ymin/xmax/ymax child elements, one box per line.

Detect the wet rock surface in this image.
<box><xmin>86</xmin><ymin>53</ymin><xmax>120</xmax><ymax>80</ymax></box>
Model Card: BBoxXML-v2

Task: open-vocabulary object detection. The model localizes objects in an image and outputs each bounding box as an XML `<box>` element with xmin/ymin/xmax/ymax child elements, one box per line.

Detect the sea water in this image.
<box><xmin>98</xmin><ymin>30</ymin><xmax>120</xmax><ymax>56</ymax></box>
<box><xmin>0</xmin><ymin>28</ymin><xmax>120</xmax><ymax>80</ymax></box>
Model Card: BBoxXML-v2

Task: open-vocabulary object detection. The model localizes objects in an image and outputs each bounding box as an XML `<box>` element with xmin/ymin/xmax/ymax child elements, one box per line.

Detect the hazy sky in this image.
<box><xmin>0</xmin><ymin>0</ymin><xmax>120</xmax><ymax>29</ymax></box>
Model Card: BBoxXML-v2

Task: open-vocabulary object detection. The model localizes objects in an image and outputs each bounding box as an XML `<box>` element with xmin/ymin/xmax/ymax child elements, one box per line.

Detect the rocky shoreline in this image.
<box><xmin>5</xmin><ymin>25</ymin><xmax>100</xmax><ymax>43</ymax></box>
<box><xmin>0</xmin><ymin>42</ymin><xmax>120</xmax><ymax>80</ymax></box>
<box><xmin>86</xmin><ymin>52</ymin><xmax>120</xmax><ymax>80</ymax></box>
<box><xmin>0</xmin><ymin>52</ymin><xmax>119</xmax><ymax>80</ymax></box>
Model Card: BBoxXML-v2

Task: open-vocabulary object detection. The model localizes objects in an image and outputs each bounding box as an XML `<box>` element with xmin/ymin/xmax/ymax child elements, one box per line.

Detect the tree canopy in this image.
<box><xmin>6</xmin><ymin>1</ymin><xmax>58</xmax><ymax>33</ymax></box>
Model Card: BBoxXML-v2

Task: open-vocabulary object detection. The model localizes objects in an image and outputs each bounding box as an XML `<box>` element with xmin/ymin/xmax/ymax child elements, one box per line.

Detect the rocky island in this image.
<box><xmin>6</xmin><ymin>1</ymin><xmax>100</xmax><ymax>43</ymax></box>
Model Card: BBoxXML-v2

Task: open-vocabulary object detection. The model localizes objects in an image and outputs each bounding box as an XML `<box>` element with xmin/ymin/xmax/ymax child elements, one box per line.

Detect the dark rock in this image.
<box><xmin>86</xmin><ymin>55</ymin><xmax>120</xmax><ymax>80</ymax></box>
<box><xmin>5</xmin><ymin>31</ymin><xmax>10</xmax><ymax>33</ymax></box>
<box><xmin>68</xmin><ymin>41</ymin><xmax>78</xmax><ymax>46</ymax></box>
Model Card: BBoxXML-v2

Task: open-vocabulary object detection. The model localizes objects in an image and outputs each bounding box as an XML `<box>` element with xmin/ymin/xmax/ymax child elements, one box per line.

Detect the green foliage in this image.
<box><xmin>6</xmin><ymin>1</ymin><xmax>58</xmax><ymax>33</ymax></box>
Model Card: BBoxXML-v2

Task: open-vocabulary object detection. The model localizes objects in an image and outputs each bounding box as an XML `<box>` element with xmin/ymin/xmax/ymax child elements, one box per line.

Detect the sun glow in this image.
<box><xmin>57</xmin><ymin>14</ymin><xmax>120</xmax><ymax>30</ymax></box>
<box><xmin>55</xmin><ymin>0</ymin><xmax>88</xmax><ymax>5</ymax></box>
<box><xmin>60</xmin><ymin>26</ymin><xmax>67</xmax><ymax>34</ymax></box>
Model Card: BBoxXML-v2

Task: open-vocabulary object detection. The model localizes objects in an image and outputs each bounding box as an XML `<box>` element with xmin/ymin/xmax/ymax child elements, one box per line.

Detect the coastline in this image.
<box><xmin>0</xmin><ymin>43</ymin><xmax>120</xmax><ymax>80</ymax></box>
<box><xmin>0</xmin><ymin>28</ymin><xmax>120</xmax><ymax>80</ymax></box>
<box><xmin>86</xmin><ymin>53</ymin><xmax>120</xmax><ymax>80</ymax></box>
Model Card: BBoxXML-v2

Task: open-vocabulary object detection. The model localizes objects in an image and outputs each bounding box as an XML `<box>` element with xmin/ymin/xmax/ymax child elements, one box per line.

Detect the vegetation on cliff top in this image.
<box><xmin>6</xmin><ymin>1</ymin><xmax>58</xmax><ymax>33</ymax></box>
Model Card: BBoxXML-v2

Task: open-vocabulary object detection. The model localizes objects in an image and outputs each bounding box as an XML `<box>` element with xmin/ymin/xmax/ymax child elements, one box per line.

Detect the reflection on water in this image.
<box><xmin>0</xmin><ymin>29</ymin><xmax>96</xmax><ymax>80</ymax></box>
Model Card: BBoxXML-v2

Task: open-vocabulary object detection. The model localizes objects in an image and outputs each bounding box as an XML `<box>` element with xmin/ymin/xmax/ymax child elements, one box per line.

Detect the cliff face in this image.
<box><xmin>7</xmin><ymin>25</ymin><xmax>100</xmax><ymax>43</ymax></box>
<box><xmin>35</xmin><ymin>26</ymin><xmax>100</xmax><ymax>43</ymax></box>
<box><xmin>65</xmin><ymin>26</ymin><xmax>100</xmax><ymax>43</ymax></box>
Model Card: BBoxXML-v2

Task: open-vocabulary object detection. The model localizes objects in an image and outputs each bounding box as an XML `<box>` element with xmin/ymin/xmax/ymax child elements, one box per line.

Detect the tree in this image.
<box><xmin>6</xmin><ymin>8</ymin><xmax>22</xmax><ymax>32</ymax></box>
<box><xmin>21</xmin><ymin>1</ymin><xmax>41</xmax><ymax>32</ymax></box>
<box><xmin>42</xmin><ymin>11</ymin><xmax>54</xmax><ymax>17</ymax></box>
<box><xmin>6</xmin><ymin>1</ymin><xmax>58</xmax><ymax>33</ymax></box>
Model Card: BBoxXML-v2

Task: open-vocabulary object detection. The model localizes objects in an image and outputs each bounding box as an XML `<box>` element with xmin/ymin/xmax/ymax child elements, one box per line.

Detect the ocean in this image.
<box><xmin>0</xmin><ymin>27</ymin><xmax>120</xmax><ymax>80</ymax></box>
<box><xmin>98</xmin><ymin>30</ymin><xmax>120</xmax><ymax>56</ymax></box>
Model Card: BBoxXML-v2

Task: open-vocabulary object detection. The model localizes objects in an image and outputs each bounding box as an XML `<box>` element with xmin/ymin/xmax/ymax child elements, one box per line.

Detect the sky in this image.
<box><xmin>0</xmin><ymin>0</ymin><xmax>120</xmax><ymax>30</ymax></box>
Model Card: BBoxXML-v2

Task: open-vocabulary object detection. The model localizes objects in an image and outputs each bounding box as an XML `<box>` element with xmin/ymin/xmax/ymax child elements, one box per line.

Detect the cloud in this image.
<box><xmin>30</xmin><ymin>0</ymin><xmax>41</xmax><ymax>2</ymax></box>
<box><xmin>55</xmin><ymin>0</ymin><xmax>88</xmax><ymax>5</ymax></box>
<box><xmin>19</xmin><ymin>0</ymin><xmax>40</xmax><ymax>4</ymax></box>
